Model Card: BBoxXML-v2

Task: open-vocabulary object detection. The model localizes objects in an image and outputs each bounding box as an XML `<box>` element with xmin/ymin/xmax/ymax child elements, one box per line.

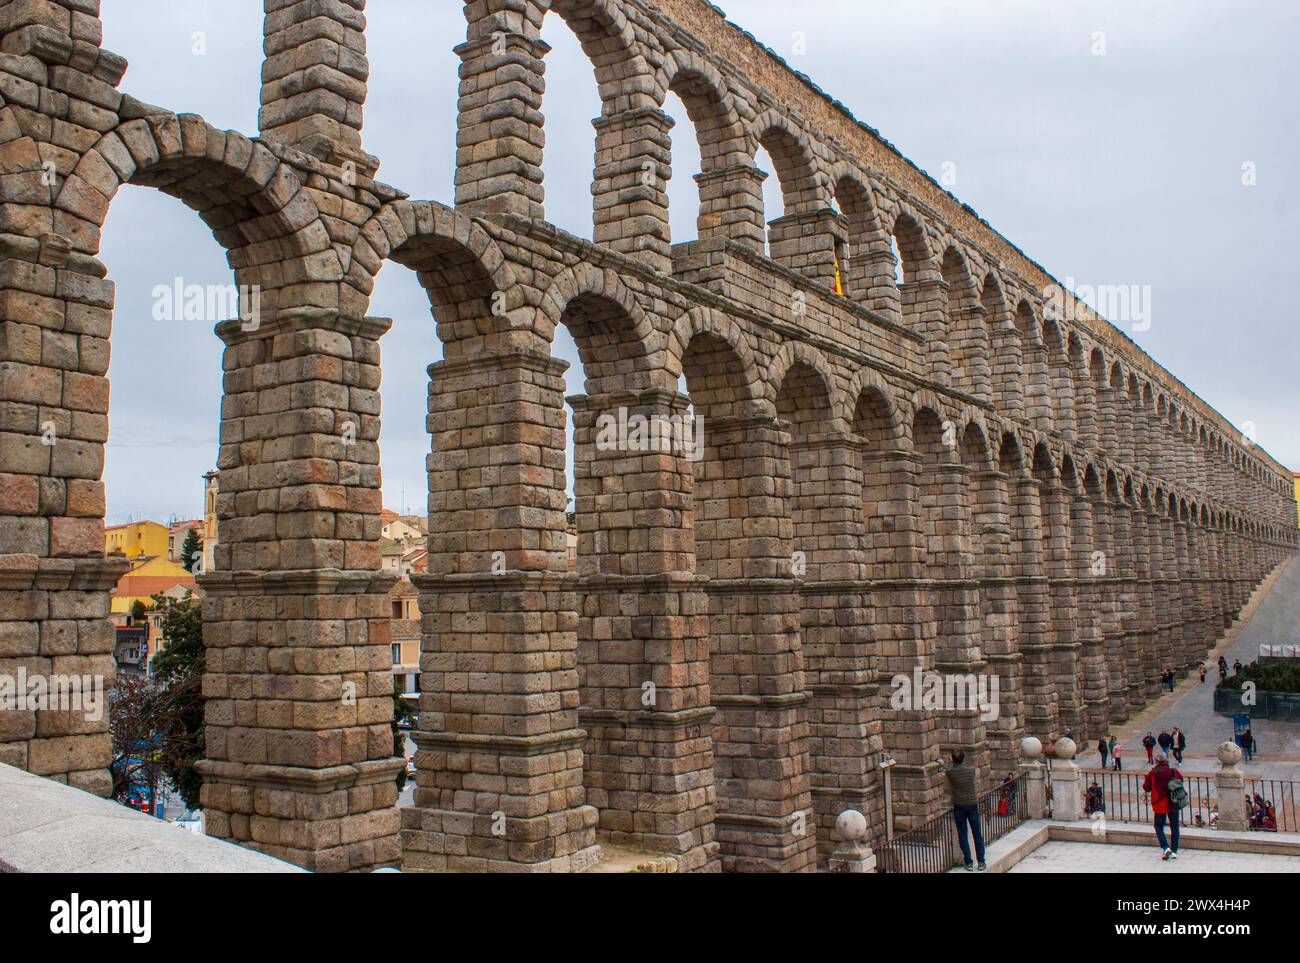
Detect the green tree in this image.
<box><xmin>392</xmin><ymin>680</ymin><xmax>415</xmax><ymax>791</ymax></box>
<box><xmin>180</xmin><ymin>528</ymin><xmax>202</xmax><ymax>572</ymax></box>
<box><xmin>146</xmin><ymin>592</ymin><xmax>205</xmax><ymax>809</ymax></box>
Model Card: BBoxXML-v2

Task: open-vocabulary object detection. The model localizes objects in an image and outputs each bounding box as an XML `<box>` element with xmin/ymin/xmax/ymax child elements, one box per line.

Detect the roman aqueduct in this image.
<box><xmin>0</xmin><ymin>0</ymin><xmax>1295</xmax><ymax>872</ymax></box>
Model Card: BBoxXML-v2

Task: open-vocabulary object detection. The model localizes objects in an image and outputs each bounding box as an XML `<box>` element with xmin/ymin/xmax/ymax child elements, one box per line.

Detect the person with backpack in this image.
<box><xmin>1142</xmin><ymin>731</ymin><xmax>1156</xmax><ymax>763</ymax></box>
<box><xmin>1097</xmin><ymin>737</ymin><xmax>1109</xmax><ymax>770</ymax></box>
<box><xmin>1157</xmin><ymin>730</ymin><xmax>1172</xmax><ymax>756</ymax></box>
<box><xmin>1142</xmin><ymin>750</ymin><xmax>1186</xmax><ymax>860</ymax></box>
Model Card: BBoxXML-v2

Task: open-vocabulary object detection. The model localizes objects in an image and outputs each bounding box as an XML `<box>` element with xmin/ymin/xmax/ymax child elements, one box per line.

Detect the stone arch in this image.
<box><xmin>538</xmin><ymin>261</ymin><xmax>660</xmax><ymax>389</ymax></box>
<box><xmin>831</xmin><ymin>166</ymin><xmax>893</xmax><ymax>308</ymax></box>
<box><xmin>765</xmin><ymin>341</ymin><xmax>848</xmax><ymax>436</ymax></box>
<box><xmin>1017</xmin><ymin>300</ymin><xmax>1051</xmax><ymax>431</ymax></box>
<box><xmin>943</xmin><ymin>245</ymin><xmax>988</xmax><ymax>400</ymax></box>
<box><xmin>57</xmin><ymin>114</ymin><xmax>330</xmax><ymax>315</ymax></box>
<box><xmin>752</xmin><ymin>109</ymin><xmax>826</xmax><ymax>216</ymax></box>
<box><xmin>666</xmin><ymin>307</ymin><xmax>762</xmax><ymax>412</ymax></box>
<box><xmin>984</xmin><ymin>272</ymin><xmax>1021</xmax><ymax>416</ymax></box>
<box><xmin>662</xmin><ymin>49</ymin><xmax>749</xmax><ymax>167</ymax></box>
<box><xmin>351</xmin><ymin>199</ymin><xmax>519</xmax><ymax>351</ymax></box>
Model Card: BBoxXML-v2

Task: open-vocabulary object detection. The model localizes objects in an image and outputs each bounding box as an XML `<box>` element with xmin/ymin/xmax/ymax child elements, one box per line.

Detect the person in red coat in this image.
<box><xmin>1142</xmin><ymin>751</ymin><xmax>1184</xmax><ymax>860</ymax></box>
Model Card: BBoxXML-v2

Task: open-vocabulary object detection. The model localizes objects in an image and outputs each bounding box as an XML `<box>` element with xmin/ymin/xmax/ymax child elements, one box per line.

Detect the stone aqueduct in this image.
<box><xmin>0</xmin><ymin>0</ymin><xmax>1295</xmax><ymax>873</ymax></box>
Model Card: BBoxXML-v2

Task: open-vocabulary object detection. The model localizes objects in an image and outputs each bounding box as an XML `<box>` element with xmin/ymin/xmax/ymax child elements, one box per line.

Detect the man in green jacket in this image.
<box><xmin>946</xmin><ymin>750</ymin><xmax>986</xmax><ymax>871</ymax></box>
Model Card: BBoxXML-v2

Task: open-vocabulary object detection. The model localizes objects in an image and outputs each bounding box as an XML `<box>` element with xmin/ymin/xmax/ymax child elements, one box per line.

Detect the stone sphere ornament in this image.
<box><xmin>836</xmin><ymin>808</ymin><xmax>868</xmax><ymax>843</ymax></box>
<box><xmin>1218</xmin><ymin>740</ymin><xmax>1243</xmax><ymax>767</ymax></box>
<box><xmin>1020</xmin><ymin>736</ymin><xmax>1043</xmax><ymax>760</ymax></box>
<box><xmin>1054</xmin><ymin>736</ymin><xmax>1077</xmax><ymax>760</ymax></box>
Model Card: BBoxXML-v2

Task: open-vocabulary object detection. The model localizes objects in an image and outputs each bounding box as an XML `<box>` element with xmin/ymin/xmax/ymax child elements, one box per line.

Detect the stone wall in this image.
<box><xmin>0</xmin><ymin>0</ymin><xmax>1294</xmax><ymax>872</ymax></box>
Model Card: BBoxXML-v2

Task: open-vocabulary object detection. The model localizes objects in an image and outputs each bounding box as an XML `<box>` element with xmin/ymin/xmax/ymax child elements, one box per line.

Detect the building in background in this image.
<box><xmin>1293</xmin><ymin>472</ymin><xmax>1300</xmax><ymax>526</ymax></box>
<box><xmin>110</xmin><ymin>556</ymin><xmax>196</xmax><ymax>615</ymax></box>
<box><xmin>168</xmin><ymin>518</ymin><xmax>203</xmax><ymax>565</ymax></box>
<box><xmin>104</xmin><ymin>520</ymin><xmax>169</xmax><ymax>560</ymax></box>
<box><xmin>202</xmin><ymin>470</ymin><xmax>219</xmax><ymax>572</ymax></box>
<box><xmin>388</xmin><ymin>579</ymin><xmax>421</xmax><ymax>704</ymax></box>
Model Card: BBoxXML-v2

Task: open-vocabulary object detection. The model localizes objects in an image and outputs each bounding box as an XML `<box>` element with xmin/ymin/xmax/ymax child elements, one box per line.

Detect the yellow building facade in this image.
<box><xmin>1293</xmin><ymin>472</ymin><xmax>1299</xmax><ymax>527</ymax></box>
<box><xmin>110</xmin><ymin>555</ymin><xmax>197</xmax><ymax>614</ymax></box>
<box><xmin>105</xmin><ymin>520</ymin><xmax>169</xmax><ymax>560</ymax></box>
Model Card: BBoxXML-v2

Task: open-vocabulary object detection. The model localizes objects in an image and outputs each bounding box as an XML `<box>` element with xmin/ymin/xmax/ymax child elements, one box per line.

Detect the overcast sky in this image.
<box><xmin>96</xmin><ymin>1</ymin><xmax>1298</xmax><ymax>525</ymax></box>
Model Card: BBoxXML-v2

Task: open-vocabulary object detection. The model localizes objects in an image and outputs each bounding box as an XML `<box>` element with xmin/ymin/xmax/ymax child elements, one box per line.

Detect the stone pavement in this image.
<box><xmin>1077</xmin><ymin>558</ymin><xmax>1300</xmax><ymax>782</ymax></box>
<box><xmin>1006</xmin><ymin>839</ymin><xmax>1300</xmax><ymax>873</ymax></box>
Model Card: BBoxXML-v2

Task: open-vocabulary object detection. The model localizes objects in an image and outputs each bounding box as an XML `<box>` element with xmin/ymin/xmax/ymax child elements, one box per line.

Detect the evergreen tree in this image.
<box><xmin>180</xmin><ymin>527</ymin><xmax>202</xmax><ymax>572</ymax></box>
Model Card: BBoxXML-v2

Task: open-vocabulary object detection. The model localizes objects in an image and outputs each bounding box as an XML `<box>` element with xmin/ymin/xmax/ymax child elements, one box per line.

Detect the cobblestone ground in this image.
<box><xmin>1078</xmin><ymin>558</ymin><xmax>1300</xmax><ymax>782</ymax></box>
<box><xmin>1005</xmin><ymin>839</ymin><xmax>1300</xmax><ymax>873</ymax></box>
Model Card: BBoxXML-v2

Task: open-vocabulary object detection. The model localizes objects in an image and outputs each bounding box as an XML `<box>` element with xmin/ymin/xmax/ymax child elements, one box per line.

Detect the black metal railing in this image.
<box><xmin>1075</xmin><ymin>769</ymin><xmax>1297</xmax><ymax>832</ymax></box>
<box><xmin>877</xmin><ymin>776</ymin><xmax>1027</xmax><ymax>873</ymax></box>
<box><xmin>1244</xmin><ymin>778</ymin><xmax>1297</xmax><ymax>832</ymax></box>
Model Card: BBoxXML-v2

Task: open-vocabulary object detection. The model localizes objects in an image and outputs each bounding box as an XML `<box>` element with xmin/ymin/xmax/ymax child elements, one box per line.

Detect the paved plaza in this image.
<box><xmin>1077</xmin><ymin>558</ymin><xmax>1300</xmax><ymax>782</ymax></box>
<box><xmin>1006</xmin><ymin>839</ymin><xmax>1300</xmax><ymax>873</ymax></box>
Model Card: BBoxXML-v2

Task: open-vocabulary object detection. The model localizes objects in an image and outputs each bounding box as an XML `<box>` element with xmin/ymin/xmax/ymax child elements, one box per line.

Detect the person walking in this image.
<box><xmin>1157</xmin><ymin>730</ymin><xmax>1172</xmax><ymax>756</ymax></box>
<box><xmin>1143</xmin><ymin>751</ymin><xmax>1186</xmax><ymax>861</ymax></box>
<box><xmin>1173</xmin><ymin>727</ymin><xmax>1186</xmax><ymax>764</ymax></box>
<box><xmin>1242</xmin><ymin>727</ymin><xmax>1254</xmax><ymax>762</ymax></box>
<box><xmin>1198</xmin><ymin>662</ymin><xmax>1207</xmax><ymax>684</ymax></box>
<box><xmin>945</xmin><ymin>750</ymin><xmax>986</xmax><ymax>872</ymax></box>
<box><xmin>1142</xmin><ymin>731</ymin><xmax>1156</xmax><ymax>763</ymax></box>
<box><xmin>1097</xmin><ymin>737</ymin><xmax>1109</xmax><ymax>770</ymax></box>
<box><xmin>1233</xmin><ymin>659</ymin><xmax>1243</xmax><ymax>676</ymax></box>
<box><xmin>1111</xmin><ymin>741</ymin><xmax>1123</xmax><ymax>771</ymax></box>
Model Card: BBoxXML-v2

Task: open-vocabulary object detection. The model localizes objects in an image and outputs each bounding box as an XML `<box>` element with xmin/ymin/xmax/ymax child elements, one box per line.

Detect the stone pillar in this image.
<box><xmin>1048</xmin><ymin>736</ymin><xmax>1082</xmax><ymax>821</ymax></box>
<box><xmin>1092</xmin><ymin>491</ymin><xmax>1128</xmax><ymax>722</ymax></box>
<box><xmin>972</xmin><ymin>469</ymin><xmax>1023</xmax><ymax>773</ymax></box>
<box><xmin>1012</xmin><ymin>476</ymin><xmax>1058</xmax><ymax>739</ymax></box>
<box><xmin>766</xmin><ymin>208</ymin><xmax>844</xmax><ymax>293</ymax></box>
<box><xmin>196</xmin><ymin>315</ymin><xmax>401</xmax><ymax>873</ymax></box>
<box><xmin>927</xmin><ymin>461</ymin><xmax>988</xmax><ymax>781</ymax></box>
<box><xmin>1069</xmin><ymin>493</ymin><xmax>1108</xmax><ymax>739</ymax></box>
<box><xmin>1175</xmin><ymin>517</ymin><xmax>1196</xmax><ymax>667</ymax></box>
<box><xmin>592</xmin><ymin>107</ymin><xmax>673</xmax><ymax>272</ymax></box>
<box><xmin>1214</xmin><ymin>741</ymin><xmax>1248</xmax><ymax>832</ymax></box>
<box><xmin>693</xmin><ymin>164</ymin><xmax>767</xmax><ymax>252</ymax></box>
<box><xmin>908</xmin><ymin>277</ymin><xmax>952</xmax><ymax>387</ymax></box>
<box><xmin>791</xmin><ymin>433</ymin><xmax>882</xmax><ymax>863</ymax></box>
<box><xmin>403</xmin><ymin>350</ymin><xmax>599</xmax><ymax>872</ymax></box>
<box><xmin>1040</xmin><ymin>480</ymin><xmax>1082</xmax><ymax>737</ymax></box>
<box><xmin>1023</xmin><ymin>344</ymin><xmax>1052</xmax><ymax>433</ymax></box>
<box><xmin>568</xmin><ymin>389</ymin><xmax>718</xmax><ymax>871</ymax></box>
<box><xmin>260</xmin><ymin>0</ymin><xmax>374</xmax><ymax>173</ymax></box>
<box><xmin>453</xmin><ymin>31</ymin><xmax>548</xmax><ymax>219</ymax></box>
<box><xmin>1156</xmin><ymin>511</ymin><xmax>1180</xmax><ymax>684</ymax></box>
<box><xmin>1020</xmin><ymin>736</ymin><xmax>1047</xmax><ymax>819</ymax></box>
<box><xmin>1129</xmin><ymin>504</ymin><xmax>1159</xmax><ymax>705</ymax></box>
<box><xmin>867</xmin><ymin>449</ymin><xmax>944</xmax><ymax>827</ymax></box>
<box><xmin>699</xmin><ymin>413</ymin><xmax>816</xmax><ymax>872</ymax></box>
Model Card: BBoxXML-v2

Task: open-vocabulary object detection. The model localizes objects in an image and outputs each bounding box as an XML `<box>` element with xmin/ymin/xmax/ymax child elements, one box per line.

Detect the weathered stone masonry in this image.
<box><xmin>0</xmin><ymin>0</ymin><xmax>1294</xmax><ymax>872</ymax></box>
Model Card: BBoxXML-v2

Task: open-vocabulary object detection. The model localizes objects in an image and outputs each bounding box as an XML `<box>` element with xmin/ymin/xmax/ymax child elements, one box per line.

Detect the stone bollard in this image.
<box><xmin>1020</xmin><ymin>737</ymin><xmax>1048</xmax><ymax>819</ymax></box>
<box><xmin>828</xmin><ymin>810</ymin><xmax>877</xmax><ymax>873</ymax></box>
<box><xmin>1049</xmin><ymin>737</ymin><xmax>1083</xmax><ymax>821</ymax></box>
<box><xmin>1214</xmin><ymin>741</ymin><xmax>1249</xmax><ymax>832</ymax></box>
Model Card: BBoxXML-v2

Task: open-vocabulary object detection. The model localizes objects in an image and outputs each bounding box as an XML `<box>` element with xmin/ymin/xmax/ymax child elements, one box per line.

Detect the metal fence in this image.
<box><xmin>877</xmin><ymin>776</ymin><xmax>1027</xmax><ymax>873</ymax></box>
<box><xmin>1075</xmin><ymin>769</ymin><xmax>1297</xmax><ymax>833</ymax></box>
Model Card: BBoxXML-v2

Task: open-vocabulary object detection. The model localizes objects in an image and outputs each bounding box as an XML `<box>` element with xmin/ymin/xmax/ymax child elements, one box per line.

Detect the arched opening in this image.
<box><xmin>942</xmin><ymin>247</ymin><xmax>987</xmax><ymax>400</ymax></box>
<box><xmin>537</xmin><ymin>15</ymin><xmax>606</xmax><ymax>240</ymax></box>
